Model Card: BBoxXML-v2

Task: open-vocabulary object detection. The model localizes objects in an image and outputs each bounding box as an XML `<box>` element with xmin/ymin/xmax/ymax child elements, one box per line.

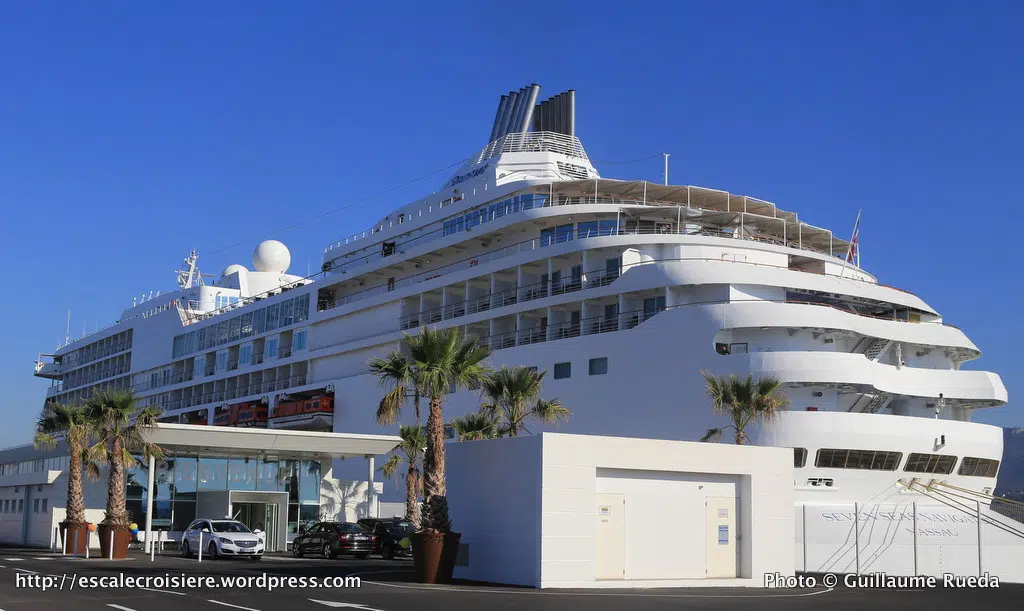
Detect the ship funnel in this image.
<box><xmin>518</xmin><ymin>83</ymin><xmax>541</xmax><ymax>133</ymax></box>
<box><xmin>489</xmin><ymin>94</ymin><xmax>509</xmax><ymax>143</ymax></box>
<box><xmin>496</xmin><ymin>89</ymin><xmax>519</xmax><ymax>141</ymax></box>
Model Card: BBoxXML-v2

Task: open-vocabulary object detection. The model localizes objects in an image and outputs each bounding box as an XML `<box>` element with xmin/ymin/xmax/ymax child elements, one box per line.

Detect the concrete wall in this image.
<box><xmin>447</xmin><ymin>432</ymin><xmax>794</xmax><ymax>588</ymax></box>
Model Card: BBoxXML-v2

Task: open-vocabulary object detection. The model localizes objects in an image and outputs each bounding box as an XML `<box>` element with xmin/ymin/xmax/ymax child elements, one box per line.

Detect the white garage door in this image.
<box><xmin>596</xmin><ymin>468</ymin><xmax>738</xmax><ymax>580</ymax></box>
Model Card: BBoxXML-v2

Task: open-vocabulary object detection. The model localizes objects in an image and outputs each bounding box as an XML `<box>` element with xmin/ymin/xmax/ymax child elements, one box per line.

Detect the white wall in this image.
<box><xmin>447</xmin><ymin>434</ymin><xmax>542</xmax><ymax>587</ymax></box>
<box><xmin>447</xmin><ymin>432</ymin><xmax>794</xmax><ymax>589</ymax></box>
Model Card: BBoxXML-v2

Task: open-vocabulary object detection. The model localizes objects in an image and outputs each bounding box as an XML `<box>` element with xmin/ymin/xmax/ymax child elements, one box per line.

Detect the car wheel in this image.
<box><xmin>181</xmin><ymin>541</ymin><xmax>191</xmax><ymax>559</ymax></box>
<box><xmin>293</xmin><ymin>543</ymin><xmax>303</xmax><ymax>558</ymax></box>
<box><xmin>322</xmin><ymin>542</ymin><xmax>335</xmax><ymax>559</ymax></box>
<box><xmin>208</xmin><ymin>542</ymin><xmax>218</xmax><ymax>560</ymax></box>
<box><xmin>355</xmin><ymin>552</ymin><xmax>369</xmax><ymax>559</ymax></box>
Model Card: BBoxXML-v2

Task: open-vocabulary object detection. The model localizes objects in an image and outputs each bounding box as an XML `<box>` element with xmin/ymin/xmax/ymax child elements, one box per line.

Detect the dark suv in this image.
<box><xmin>358</xmin><ymin>517</ymin><xmax>415</xmax><ymax>560</ymax></box>
<box><xmin>291</xmin><ymin>522</ymin><xmax>375</xmax><ymax>559</ymax></box>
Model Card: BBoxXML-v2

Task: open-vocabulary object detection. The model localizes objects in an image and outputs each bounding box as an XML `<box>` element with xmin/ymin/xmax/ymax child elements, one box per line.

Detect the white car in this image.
<box><xmin>180</xmin><ymin>519</ymin><xmax>264</xmax><ymax>560</ymax></box>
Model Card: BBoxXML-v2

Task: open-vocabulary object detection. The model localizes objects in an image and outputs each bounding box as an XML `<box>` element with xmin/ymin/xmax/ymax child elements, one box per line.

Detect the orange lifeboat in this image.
<box><xmin>269</xmin><ymin>395</ymin><xmax>334</xmax><ymax>430</ymax></box>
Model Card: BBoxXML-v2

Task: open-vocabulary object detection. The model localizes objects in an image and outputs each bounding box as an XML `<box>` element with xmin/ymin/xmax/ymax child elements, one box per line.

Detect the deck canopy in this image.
<box><xmin>547</xmin><ymin>178</ymin><xmax>851</xmax><ymax>258</ymax></box>
<box><xmin>148</xmin><ymin>423</ymin><xmax>400</xmax><ymax>460</ymax></box>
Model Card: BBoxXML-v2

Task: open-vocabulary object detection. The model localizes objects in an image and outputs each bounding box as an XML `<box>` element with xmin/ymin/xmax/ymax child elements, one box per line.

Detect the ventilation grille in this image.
<box><xmin>557</xmin><ymin>161</ymin><xmax>590</xmax><ymax>180</ymax></box>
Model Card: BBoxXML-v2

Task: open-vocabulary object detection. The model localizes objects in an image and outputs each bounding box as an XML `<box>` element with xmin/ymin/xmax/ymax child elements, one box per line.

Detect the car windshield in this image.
<box><xmin>387</xmin><ymin>522</ymin><xmax>414</xmax><ymax>534</ymax></box>
<box><xmin>211</xmin><ymin>521</ymin><xmax>251</xmax><ymax>533</ymax></box>
<box><xmin>336</xmin><ymin>523</ymin><xmax>367</xmax><ymax>533</ymax></box>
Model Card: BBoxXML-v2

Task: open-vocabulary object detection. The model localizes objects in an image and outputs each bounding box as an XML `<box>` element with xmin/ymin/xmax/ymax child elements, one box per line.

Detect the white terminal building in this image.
<box><xmin>3</xmin><ymin>83</ymin><xmax>1021</xmax><ymax>587</ymax></box>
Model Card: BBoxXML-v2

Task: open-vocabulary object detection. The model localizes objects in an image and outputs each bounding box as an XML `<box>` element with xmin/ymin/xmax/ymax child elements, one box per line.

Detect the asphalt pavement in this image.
<box><xmin>0</xmin><ymin>546</ymin><xmax>1019</xmax><ymax>611</ymax></box>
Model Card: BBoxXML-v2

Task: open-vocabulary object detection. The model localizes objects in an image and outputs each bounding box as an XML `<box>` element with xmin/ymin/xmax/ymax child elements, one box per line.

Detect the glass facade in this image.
<box><xmin>173</xmin><ymin>293</ymin><xmax>310</xmax><ymax>359</ymax></box>
<box><xmin>443</xmin><ymin>193</ymin><xmax>545</xmax><ymax>236</ymax></box>
<box><xmin>123</xmin><ymin>454</ymin><xmax>323</xmax><ymax>537</ymax></box>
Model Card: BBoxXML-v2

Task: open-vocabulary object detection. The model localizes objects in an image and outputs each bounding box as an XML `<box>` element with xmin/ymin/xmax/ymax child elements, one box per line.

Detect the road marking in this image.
<box><xmin>32</xmin><ymin>557</ymin><xmax>53</xmax><ymax>560</ymax></box>
<box><xmin>13</xmin><ymin>568</ymin><xmax>38</xmax><ymax>574</ymax></box>
<box><xmin>107</xmin><ymin>606</ymin><xmax>140</xmax><ymax>611</ymax></box>
<box><xmin>309</xmin><ymin>601</ymin><xmax>387</xmax><ymax>611</ymax></box>
<box><xmin>345</xmin><ymin>570</ymin><xmax>834</xmax><ymax>599</ymax></box>
<box><xmin>139</xmin><ymin>587</ymin><xmax>187</xmax><ymax>596</ymax></box>
<box><xmin>207</xmin><ymin>601</ymin><xmax>261</xmax><ymax>611</ymax></box>
<box><xmin>2</xmin><ymin>558</ymin><xmax>23</xmax><ymax>562</ymax></box>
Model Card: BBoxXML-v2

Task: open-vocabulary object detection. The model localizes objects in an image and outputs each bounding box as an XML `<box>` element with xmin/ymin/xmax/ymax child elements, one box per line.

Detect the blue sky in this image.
<box><xmin>1</xmin><ymin>1</ymin><xmax>1021</xmax><ymax>447</ymax></box>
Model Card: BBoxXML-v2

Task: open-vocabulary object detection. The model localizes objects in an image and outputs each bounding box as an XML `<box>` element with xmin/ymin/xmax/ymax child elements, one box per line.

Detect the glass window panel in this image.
<box><xmin>280</xmin><ymin>460</ymin><xmax>299</xmax><ymax>503</ymax></box>
<box><xmin>174</xmin><ymin>457</ymin><xmax>198</xmax><ymax>500</ymax></box>
<box><xmin>229</xmin><ymin>317</ymin><xmax>241</xmax><ymax>342</ymax></box>
<box><xmin>299</xmin><ymin>504</ymin><xmax>319</xmax><ymax>532</ymax></box>
<box><xmin>296</xmin><ymin>295</ymin><xmax>309</xmax><ymax>323</ymax></box>
<box><xmin>240</xmin><ymin>312</ymin><xmax>254</xmax><ymax>338</ymax></box>
<box><xmin>228</xmin><ymin>458</ymin><xmax>258</xmax><ymax>490</ymax></box>
<box><xmin>254</xmin><ymin>308</ymin><xmax>267</xmax><ymax>334</ymax></box>
<box><xmin>598</xmin><ymin>219</ymin><xmax>618</xmax><ymax>236</ymax></box>
<box><xmin>553</xmin><ymin>362</ymin><xmax>571</xmax><ymax>379</ymax></box>
<box><xmin>257</xmin><ymin>459</ymin><xmax>280</xmax><ymax>491</ymax></box>
<box><xmin>576</xmin><ymin>221</ymin><xmax>599</xmax><ymax>239</ymax></box>
<box><xmin>299</xmin><ymin>460</ymin><xmax>320</xmax><ymax>504</ymax></box>
<box><xmin>172</xmin><ymin>500</ymin><xmax>195</xmax><ymax>531</ymax></box>
<box><xmin>588</xmin><ymin>357</ymin><xmax>608</xmax><ymax>376</ymax></box>
<box><xmin>266</xmin><ymin>304</ymin><xmax>280</xmax><ymax>331</ymax></box>
<box><xmin>217</xmin><ymin>321</ymin><xmax>228</xmax><ymax>345</ymax></box>
<box><xmin>281</xmin><ymin>300</ymin><xmax>294</xmax><ymax>327</ymax></box>
<box><xmin>198</xmin><ymin>457</ymin><xmax>228</xmax><ymax>490</ymax></box>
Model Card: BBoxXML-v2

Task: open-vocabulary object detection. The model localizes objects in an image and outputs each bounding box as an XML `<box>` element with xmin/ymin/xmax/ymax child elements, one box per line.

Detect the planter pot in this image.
<box><xmin>97</xmin><ymin>524</ymin><xmax>132</xmax><ymax>559</ymax></box>
<box><xmin>411</xmin><ymin>531</ymin><xmax>461</xmax><ymax>584</ymax></box>
<box><xmin>59</xmin><ymin>523</ymin><xmax>90</xmax><ymax>555</ymax></box>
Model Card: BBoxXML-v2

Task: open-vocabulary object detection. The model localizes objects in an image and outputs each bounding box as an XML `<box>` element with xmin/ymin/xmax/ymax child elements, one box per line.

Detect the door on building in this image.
<box><xmin>705</xmin><ymin>496</ymin><xmax>737</xmax><ymax>578</ymax></box>
<box><xmin>595</xmin><ymin>493</ymin><xmax>625</xmax><ymax>579</ymax></box>
<box><xmin>263</xmin><ymin>503</ymin><xmax>278</xmax><ymax>551</ymax></box>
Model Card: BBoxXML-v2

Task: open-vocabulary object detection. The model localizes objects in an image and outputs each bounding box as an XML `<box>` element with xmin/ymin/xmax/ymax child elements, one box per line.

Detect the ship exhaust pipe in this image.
<box><xmin>496</xmin><ymin>89</ymin><xmax>519</xmax><ymax>140</ymax></box>
<box><xmin>490</xmin><ymin>94</ymin><xmax>509</xmax><ymax>143</ymax></box>
<box><xmin>567</xmin><ymin>89</ymin><xmax>576</xmax><ymax>137</ymax></box>
<box><xmin>518</xmin><ymin>83</ymin><xmax>541</xmax><ymax>133</ymax></box>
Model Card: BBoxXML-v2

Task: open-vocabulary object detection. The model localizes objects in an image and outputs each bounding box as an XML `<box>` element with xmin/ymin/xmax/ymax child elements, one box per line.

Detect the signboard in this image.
<box><xmin>718</xmin><ymin>525</ymin><xmax>729</xmax><ymax>545</ymax></box>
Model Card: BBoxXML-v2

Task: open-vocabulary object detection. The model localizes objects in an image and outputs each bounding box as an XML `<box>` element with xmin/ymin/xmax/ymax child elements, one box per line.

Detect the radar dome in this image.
<box><xmin>253</xmin><ymin>240</ymin><xmax>291</xmax><ymax>274</ymax></box>
<box><xmin>221</xmin><ymin>264</ymin><xmax>247</xmax><ymax>278</ymax></box>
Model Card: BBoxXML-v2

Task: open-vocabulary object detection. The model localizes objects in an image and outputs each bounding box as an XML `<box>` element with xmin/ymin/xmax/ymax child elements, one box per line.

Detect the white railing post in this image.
<box><xmin>84</xmin><ymin>530</ymin><xmax>90</xmax><ymax>559</ymax></box>
<box><xmin>977</xmin><ymin>500</ymin><xmax>983</xmax><ymax>577</ymax></box>
<box><xmin>108</xmin><ymin>531</ymin><xmax>114</xmax><ymax>560</ymax></box>
<box><xmin>912</xmin><ymin>502</ymin><xmax>918</xmax><ymax>575</ymax></box>
<box><xmin>198</xmin><ymin>533</ymin><xmax>203</xmax><ymax>562</ymax></box>
<box><xmin>853</xmin><ymin>502</ymin><xmax>860</xmax><ymax>574</ymax></box>
<box><xmin>801</xmin><ymin>504</ymin><xmax>807</xmax><ymax>572</ymax></box>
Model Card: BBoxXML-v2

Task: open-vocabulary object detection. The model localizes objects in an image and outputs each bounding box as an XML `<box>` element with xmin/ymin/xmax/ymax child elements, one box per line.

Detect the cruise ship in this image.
<box><xmin>31</xmin><ymin>83</ymin><xmax>1016</xmax><ymax>574</ymax></box>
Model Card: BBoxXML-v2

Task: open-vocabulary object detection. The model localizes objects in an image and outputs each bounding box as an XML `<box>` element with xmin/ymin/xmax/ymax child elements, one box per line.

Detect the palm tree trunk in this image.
<box><xmin>65</xmin><ymin>444</ymin><xmax>85</xmax><ymax>524</ymax></box>
<box><xmin>405</xmin><ymin>467</ymin><xmax>421</xmax><ymax>529</ymax></box>
<box><xmin>105</xmin><ymin>436</ymin><xmax>128</xmax><ymax>524</ymax></box>
<box><xmin>734</xmin><ymin>428</ymin><xmax>745</xmax><ymax>445</ymax></box>
<box><xmin>422</xmin><ymin>395</ymin><xmax>446</xmax><ymax>500</ymax></box>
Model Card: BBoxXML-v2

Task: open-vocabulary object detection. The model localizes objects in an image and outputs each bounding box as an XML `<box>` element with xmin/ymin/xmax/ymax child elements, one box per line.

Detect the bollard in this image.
<box><xmin>151</xmin><ymin>537</ymin><xmax>155</xmax><ymax>562</ymax></box>
<box><xmin>72</xmin><ymin>529</ymin><xmax>79</xmax><ymax>558</ymax></box>
<box><xmin>85</xmin><ymin>530</ymin><xmax>90</xmax><ymax>559</ymax></box>
<box><xmin>198</xmin><ymin>533</ymin><xmax>203</xmax><ymax>563</ymax></box>
<box><xmin>108</xmin><ymin>531</ymin><xmax>114</xmax><ymax>560</ymax></box>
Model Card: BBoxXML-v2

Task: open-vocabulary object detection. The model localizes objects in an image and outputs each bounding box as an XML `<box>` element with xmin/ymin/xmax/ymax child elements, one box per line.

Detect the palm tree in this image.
<box><xmin>34</xmin><ymin>402</ymin><xmax>95</xmax><ymax>528</ymax></box>
<box><xmin>480</xmin><ymin>366</ymin><xmax>571</xmax><ymax>437</ymax></box>
<box><xmin>447</xmin><ymin>412</ymin><xmax>499</xmax><ymax>441</ymax></box>
<box><xmin>85</xmin><ymin>390</ymin><xmax>164</xmax><ymax>528</ymax></box>
<box><xmin>371</xmin><ymin>326</ymin><xmax>492</xmax><ymax>532</ymax></box>
<box><xmin>369</xmin><ymin>351</ymin><xmax>423</xmax><ymax>425</ymax></box>
<box><xmin>699</xmin><ymin>371</ymin><xmax>790</xmax><ymax>444</ymax></box>
<box><xmin>380</xmin><ymin>425</ymin><xmax>426</xmax><ymax>529</ymax></box>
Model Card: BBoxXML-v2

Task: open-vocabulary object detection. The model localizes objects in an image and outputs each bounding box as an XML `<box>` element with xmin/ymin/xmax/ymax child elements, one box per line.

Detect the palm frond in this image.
<box><xmin>700</xmin><ymin>427</ymin><xmax>725</xmax><ymax>442</ymax></box>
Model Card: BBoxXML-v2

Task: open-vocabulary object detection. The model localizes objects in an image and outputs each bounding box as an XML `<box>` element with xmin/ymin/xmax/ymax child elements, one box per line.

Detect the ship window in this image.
<box><xmin>730</xmin><ymin>343</ymin><xmax>748</xmax><ymax>354</ymax></box>
<box><xmin>294</xmin><ymin>295</ymin><xmax>309</xmax><ymax>323</ymax></box>
<box><xmin>794</xmin><ymin>448</ymin><xmax>807</xmax><ymax>468</ymax></box>
<box><xmin>958</xmin><ymin>457</ymin><xmax>1000</xmax><ymax>477</ymax></box>
<box><xmin>239</xmin><ymin>345</ymin><xmax>252</xmax><ymax>366</ymax></box>
<box><xmin>240</xmin><ymin>313</ymin><xmax>254</xmax><ymax>338</ymax></box>
<box><xmin>715</xmin><ymin>343</ymin><xmax>730</xmax><ymax>355</ymax></box>
<box><xmin>265</xmin><ymin>338</ymin><xmax>279</xmax><ymax>360</ymax></box>
<box><xmin>903</xmin><ymin>452</ymin><xmax>956</xmax><ymax>474</ymax></box>
<box><xmin>293</xmin><ymin>330</ymin><xmax>308</xmax><ymax>352</ymax></box>
<box><xmin>553</xmin><ymin>362</ymin><xmax>571</xmax><ymax>380</ymax></box>
<box><xmin>576</xmin><ymin>221</ymin><xmax>599</xmax><ymax>239</ymax></box>
<box><xmin>266</xmin><ymin>304</ymin><xmax>280</xmax><ymax>331</ymax></box>
<box><xmin>540</xmin><ymin>227</ymin><xmax>555</xmax><ymax>247</ymax></box>
<box><xmin>815</xmin><ymin>449</ymin><xmax>902</xmax><ymax>471</ymax></box>
<box><xmin>588</xmin><ymin>357</ymin><xmax>608</xmax><ymax>376</ymax></box>
<box><xmin>554</xmin><ymin>224</ymin><xmax>574</xmax><ymax>244</ymax></box>
<box><xmin>281</xmin><ymin>300</ymin><xmax>294</xmax><ymax>326</ymax></box>
<box><xmin>229</xmin><ymin>317</ymin><xmax>241</xmax><ymax>342</ymax></box>
<box><xmin>217</xmin><ymin>321</ymin><xmax>228</xmax><ymax>345</ymax></box>
<box><xmin>254</xmin><ymin>308</ymin><xmax>267</xmax><ymax>334</ymax></box>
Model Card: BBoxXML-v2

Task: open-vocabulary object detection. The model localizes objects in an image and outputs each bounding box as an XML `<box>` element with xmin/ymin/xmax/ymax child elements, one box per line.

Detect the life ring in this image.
<box><xmin>470</xmin><ymin>259</ymin><xmax>479</xmax><ymax>267</ymax></box>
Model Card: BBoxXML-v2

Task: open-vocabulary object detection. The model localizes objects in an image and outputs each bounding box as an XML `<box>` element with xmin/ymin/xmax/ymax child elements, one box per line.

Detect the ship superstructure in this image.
<box><xmin>34</xmin><ymin>83</ymin><xmax>1008</xmax><ymax>512</ymax></box>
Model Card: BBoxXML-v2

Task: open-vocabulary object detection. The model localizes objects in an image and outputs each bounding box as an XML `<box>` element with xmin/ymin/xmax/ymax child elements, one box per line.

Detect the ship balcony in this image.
<box><xmin>735</xmin><ymin>351</ymin><xmax>1007</xmax><ymax>407</ymax></box>
<box><xmin>34</xmin><ymin>356</ymin><xmax>62</xmax><ymax>380</ymax></box>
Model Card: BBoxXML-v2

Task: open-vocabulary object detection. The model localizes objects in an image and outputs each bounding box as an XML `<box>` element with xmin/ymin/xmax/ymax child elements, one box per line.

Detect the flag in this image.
<box><xmin>846</xmin><ymin>210</ymin><xmax>861</xmax><ymax>264</ymax></box>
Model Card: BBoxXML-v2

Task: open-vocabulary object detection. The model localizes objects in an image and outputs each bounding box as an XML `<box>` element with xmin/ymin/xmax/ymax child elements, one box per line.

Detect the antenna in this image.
<box><xmin>663</xmin><ymin>153</ymin><xmax>670</xmax><ymax>186</ymax></box>
<box><xmin>65</xmin><ymin>309</ymin><xmax>71</xmax><ymax>347</ymax></box>
<box><xmin>177</xmin><ymin>249</ymin><xmax>204</xmax><ymax>290</ymax></box>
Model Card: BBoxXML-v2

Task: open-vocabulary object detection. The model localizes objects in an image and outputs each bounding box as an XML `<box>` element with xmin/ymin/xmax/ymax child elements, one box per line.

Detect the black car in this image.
<box><xmin>358</xmin><ymin>517</ymin><xmax>416</xmax><ymax>560</ymax></box>
<box><xmin>291</xmin><ymin>522</ymin><xmax>376</xmax><ymax>559</ymax></box>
